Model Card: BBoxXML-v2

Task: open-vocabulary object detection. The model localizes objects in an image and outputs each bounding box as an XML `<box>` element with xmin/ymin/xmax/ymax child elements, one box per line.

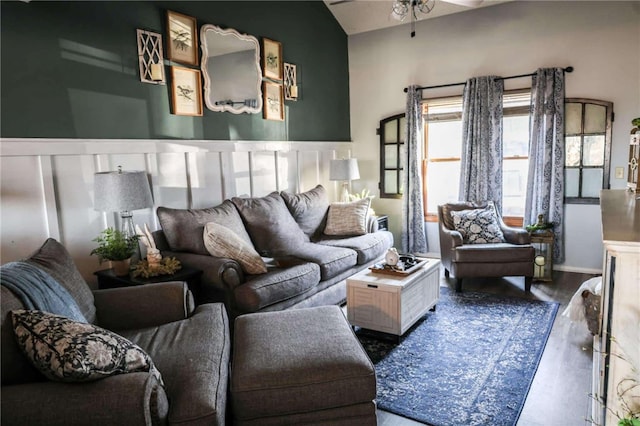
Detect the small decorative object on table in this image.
<box><xmin>132</xmin><ymin>224</ymin><xmax>181</xmax><ymax>278</ymax></box>
<box><xmin>371</xmin><ymin>252</ymin><xmax>425</xmax><ymax>276</ymax></box>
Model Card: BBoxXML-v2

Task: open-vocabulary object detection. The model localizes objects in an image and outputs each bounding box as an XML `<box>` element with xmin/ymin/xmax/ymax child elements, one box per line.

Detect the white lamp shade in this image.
<box><xmin>329</xmin><ymin>158</ymin><xmax>360</xmax><ymax>181</ymax></box>
<box><xmin>94</xmin><ymin>170</ymin><xmax>153</xmax><ymax>212</ymax></box>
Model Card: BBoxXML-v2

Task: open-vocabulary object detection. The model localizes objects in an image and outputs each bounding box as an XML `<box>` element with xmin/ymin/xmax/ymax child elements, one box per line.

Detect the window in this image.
<box><xmin>564</xmin><ymin>99</ymin><xmax>613</xmax><ymax>203</ymax></box>
<box><xmin>422</xmin><ymin>90</ymin><xmax>531</xmax><ymax>225</ymax></box>
<box><xmin>379</xmin><ymin>113</ymin><xmax>406</xmax><ymax>199</ymax></box>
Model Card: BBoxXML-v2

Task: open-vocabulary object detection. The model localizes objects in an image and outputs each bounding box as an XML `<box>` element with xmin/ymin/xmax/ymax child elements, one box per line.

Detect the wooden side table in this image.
<box><xmin>95</xmin><ymin>266</ymin><xmax>203</xmax><ymax>299</ymax></box>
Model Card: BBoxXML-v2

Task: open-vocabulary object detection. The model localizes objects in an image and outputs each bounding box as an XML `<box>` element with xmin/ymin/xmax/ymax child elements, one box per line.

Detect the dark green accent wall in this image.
<box><xmin>0</xmin><ymin>1</ymin><xmax>350</xmax><ymax>141</ymax></box>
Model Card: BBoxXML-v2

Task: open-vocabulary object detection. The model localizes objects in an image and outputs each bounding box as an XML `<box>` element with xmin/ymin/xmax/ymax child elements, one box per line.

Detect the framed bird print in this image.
<box><xmin>166</xmin><ymin>10</ymin><xmax>198</xmax><ymax>66</ymax></box>
<box><xmin>261</xmin><ymin>37</ymin><xmax>283</xmax><ymax>81</ymax></box>
<box><xmin>262</xmin><ymin>81</ymin><xmax>284</xmax><ymax>121</ymax></box>
<box><xmin>170</xmin><ymin>66</ymin><xmax>203</xmax><ymax>116</ymax></box>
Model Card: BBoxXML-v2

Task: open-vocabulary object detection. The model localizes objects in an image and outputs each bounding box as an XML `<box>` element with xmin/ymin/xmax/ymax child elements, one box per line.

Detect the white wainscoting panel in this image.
<box><xmin>0</xmin><ymin>138</ymin><xmax>353</xmax><ymax>287</ymax></box>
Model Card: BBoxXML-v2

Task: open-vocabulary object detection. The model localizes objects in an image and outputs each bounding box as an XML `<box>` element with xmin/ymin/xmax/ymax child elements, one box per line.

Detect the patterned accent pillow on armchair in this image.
<box><xmin>450</xmin><ymin>202</ymin><xmax>506</xmax><ymax>244</ymax></box>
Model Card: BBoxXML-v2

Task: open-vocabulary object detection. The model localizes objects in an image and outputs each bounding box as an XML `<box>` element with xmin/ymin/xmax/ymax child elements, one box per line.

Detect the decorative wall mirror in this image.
<box><xmin>200</xmin><ymin>24</ymin><xmax>262</xmax><ymax>114</ymax></box>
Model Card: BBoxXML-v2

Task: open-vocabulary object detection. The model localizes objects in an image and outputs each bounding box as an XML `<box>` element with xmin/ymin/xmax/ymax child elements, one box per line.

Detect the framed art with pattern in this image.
<box><xmin>170</xmin><ymin>66</ymin><xmax>203</xmax><ymax>116</ymax></box>
<box><xmin>166</xmin><ymin>10</ymin><xmax>198</xmax><ymax>66</ymax></box>
<box><xmin>261</xmin><ymin>37</ymin><xmax>283</xmax><ymax>81</ymax></box>
<box><xmin>262</xmin><ymin>81</ymin><xmax>284</xmax><ymax>121</ymax></box>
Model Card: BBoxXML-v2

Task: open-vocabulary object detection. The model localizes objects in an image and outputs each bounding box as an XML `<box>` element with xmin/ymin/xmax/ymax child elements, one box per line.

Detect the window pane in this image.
<box><xmin>384</xmin><ymin>120</ymin><xmax>397</xmax><ymax>143</ymax></box>
<box><xmin>584</xmin><ymin>103</ymin><xmax>606</xmax><ymax>134</ymax></box>
<box><xmin>565</xmin><ymin>136</ymin><xmax>581</xmax><ymax>167</ymax></box>
<box><xmin>582</xmin><ymin>168</ymin><xmax>603</xmax><ymax>197</ymax></box>
<box><xmin>565</xmin><ymin>103</ymin><xmax>583</xmax><ymax>134</ymax></box>
<box><xmin>426</xmin><ymin>121</ymin><xmax>462</xmax><ymax>158</ymax></box>
<box><xmin>399</xmin><ymin>116</ymin><xmax>407</xmax><ymax>143</ymax></box>
<box><xmin>399</xmin><ymin>143</ymin><xmax>406</xmax><ymax>169</ymax></box>
<box><xmin>385</xmin><ymin>145</ymin><xmax>398</xmax><ymax>169</ymax></box>
<box><xmin>565</xmin><ymin>169</ymin><xmax>580</xmax><ymax>197</ymax></box>
<box><xmin>426</xmin><ymin>161</ymin><xmax>460</xmax><ymax>212</ymax></box>
<box><xmin>503</xmin><ymin>115</ymin><xmax>529</xmax><ymax>157</ymax></box>
<box><xmin>503</xmin><ymin>158</ymin><xmax>528</xmax><ymax>217</ymax></box>
<box><xmin>384</xmin><ymin>171</ymin><xmax>397</xmax><ymax>193</ymax></box>
<box><xmin>583</xmin><ymin>135</ymin><xmax>605</xmax><ymax>166</ymax></box>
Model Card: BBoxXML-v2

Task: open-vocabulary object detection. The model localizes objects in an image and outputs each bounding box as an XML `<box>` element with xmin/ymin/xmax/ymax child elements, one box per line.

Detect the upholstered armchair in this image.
<box><xmin>438</xmin><ymin>202</ymin><xmax>535</xmax><ymax>293</ymax></box>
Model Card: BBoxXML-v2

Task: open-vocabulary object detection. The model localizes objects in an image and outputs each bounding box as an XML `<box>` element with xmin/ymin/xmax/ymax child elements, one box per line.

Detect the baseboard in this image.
<box><xmin>553</xmin><ymin>264</ymin><xmax>602</xmax><ymax>275</ymax></box>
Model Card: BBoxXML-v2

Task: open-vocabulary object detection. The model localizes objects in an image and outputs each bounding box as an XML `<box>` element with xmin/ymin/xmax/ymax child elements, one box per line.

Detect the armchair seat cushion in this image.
<box><xmin>454</xmin><ymin>243</ymin><xmax>535</xmax><ymax>263</ymax></box>
<box><xmin>120</xmin><ymin>303</ymin><xmax>230</xmax><ymax>426</ymax></box>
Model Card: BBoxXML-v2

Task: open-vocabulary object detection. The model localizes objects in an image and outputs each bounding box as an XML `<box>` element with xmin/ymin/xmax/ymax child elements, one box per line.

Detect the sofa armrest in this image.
<box><xmin>93</xmin><ymin>282</ymin><xmax>194</xmax><ymax>331</ymax></box>
<box><xmin>1</xmin><ymin>372</ymin><xmax>168</xmax><ymax>425</ymax></box>
<box><xmin>161</xmin><ymin>250</ymin><xmax>245</xmax><ymax>292</ymax></box>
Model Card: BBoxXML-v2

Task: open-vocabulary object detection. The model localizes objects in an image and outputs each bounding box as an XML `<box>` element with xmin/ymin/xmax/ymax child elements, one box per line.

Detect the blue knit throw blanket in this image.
<box><xmin>1</xmin><ymin>261</ymin><xmax>87</xmax><ymax>322</ymax></box>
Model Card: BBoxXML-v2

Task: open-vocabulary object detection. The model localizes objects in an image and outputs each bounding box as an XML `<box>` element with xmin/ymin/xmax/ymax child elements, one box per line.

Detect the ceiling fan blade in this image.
<box><xmin>441</xmin><ymin>0</ymin><xmax>484</xmax><ymax>7</ymax></box>
<box><xmin>329</xmin><ymin>0</ymin><xmax>355</xmax><ymax>5</ymax></box>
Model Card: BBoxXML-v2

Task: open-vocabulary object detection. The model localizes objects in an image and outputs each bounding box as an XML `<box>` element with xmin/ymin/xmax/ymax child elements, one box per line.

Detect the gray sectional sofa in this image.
<box><xmin>155</xmin><ymin>185</ymin><xmax>394</xmax><ymax>318</ymax></box>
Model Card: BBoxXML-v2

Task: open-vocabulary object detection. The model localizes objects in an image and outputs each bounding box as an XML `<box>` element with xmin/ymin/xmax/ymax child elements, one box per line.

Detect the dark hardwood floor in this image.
<box><xmin>376</xmin><ymin>270</ymin><xmax>599</xmax><ymax>426</ymax></box>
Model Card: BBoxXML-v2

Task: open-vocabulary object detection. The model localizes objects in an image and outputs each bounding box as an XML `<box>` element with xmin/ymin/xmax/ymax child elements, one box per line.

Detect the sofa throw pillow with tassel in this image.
<box><xmin>450</xmin><ymin>202</ymin><xmax>506</xmax><ymax>244</ymax></box>
<box><xmin>324</xmin><ymin>198</ymin><xmax>371</xmax><ymax>236</ymax></box>
<box><xmin>11</xmin><ymin>309</ymin><xmax>163</xmax><ymax>384</ymax></box>
<box><xmin>203</xmin><ymin>222</ymin><xmax>268</xmax><ymax>275</ymax></box>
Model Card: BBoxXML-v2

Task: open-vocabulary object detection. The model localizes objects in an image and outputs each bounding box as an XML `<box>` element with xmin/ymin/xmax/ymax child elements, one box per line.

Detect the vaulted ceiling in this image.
<box><xmin>323</xmin><ymin>0</ymin><xmax>513</xmax><ymax>35</ymax></box>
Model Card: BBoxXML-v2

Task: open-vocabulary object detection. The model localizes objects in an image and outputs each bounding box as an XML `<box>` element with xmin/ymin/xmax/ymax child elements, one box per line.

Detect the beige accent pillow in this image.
<box><xmin>203</xmin><ymin>222</ymin><xmax>268</xmax><ymax>275</ymax></box>
<box><xmin>324</xmin><ymin>198</ymin><xmax>371</xmax><ymax>236</ymax></box>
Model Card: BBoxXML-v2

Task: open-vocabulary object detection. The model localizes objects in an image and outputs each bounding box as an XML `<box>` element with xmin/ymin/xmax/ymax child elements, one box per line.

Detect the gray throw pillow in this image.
<box><xmin>157</xmin><ymin>200</ymin><xmax>253</xmax><ymax>255</ymax></box>
<box><xmin>231</xmin><ymin>192</ymin><xmax>306</xmax><ymax>257</ymax></box>
<box><xmin>281</xmin><ymin>185</ymin><xmax>329</xmax><ymax>240</ymax></box>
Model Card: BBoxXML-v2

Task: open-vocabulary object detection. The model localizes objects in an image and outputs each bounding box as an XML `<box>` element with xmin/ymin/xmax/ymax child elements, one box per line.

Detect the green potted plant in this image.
<box><xmin>90</xmin><ymin>228</ymin><xmax>139</xmax><ymax>276</ymax></box>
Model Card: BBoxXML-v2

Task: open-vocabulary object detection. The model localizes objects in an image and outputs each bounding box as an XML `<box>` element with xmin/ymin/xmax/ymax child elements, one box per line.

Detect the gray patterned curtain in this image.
<box><xmin>525</xmin><ymin>68</ymin><xmax>565</xmax><ymax>262</ymax></box>
<box><xmin>459</xmin><ymin>76</ymin><xmax>504</xmax><ymax>214</ymax></box>
<box><xmin>402</xmin><ymin>86</ymin><xmax>428</xmax><ymax>254</ymax></box>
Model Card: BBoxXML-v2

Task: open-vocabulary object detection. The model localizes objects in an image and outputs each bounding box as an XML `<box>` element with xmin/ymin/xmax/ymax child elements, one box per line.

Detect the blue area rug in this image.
<box><xmin>357</xmin><ymin>287</ymin><xmax>559</xmax><ymax>426</ymax></box>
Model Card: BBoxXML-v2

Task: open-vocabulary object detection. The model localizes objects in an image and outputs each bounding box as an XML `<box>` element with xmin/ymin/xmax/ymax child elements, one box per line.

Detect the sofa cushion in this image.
<box><xmin>281</xmin><ymin>185</ymin><xmax>329</xmax><ymax>240</ymax></box>
<box><xmin>157</xmin><ymin>200</ymin><xmax>253</xmax><ymax>255</ymax></box>
<box><xmin>23</xmin><ymin>238</ymin><xmax>96</xmax><ymax>324</ymax></box>
<box><xmin>11</xmin><ymin>309</ymin><xmax>162</xmax><ymax>384</ymax></box>
<box><xmin>324</xmin><ymin>198</ymin><xmax>371</xmax><ymax>236</ymax></box>
<box><xmin>232</xmin><ymin>192</ymin><xmax>307</xmax><ymax>257</ymax></box>
<box><xmin>317</xmin><ymin>231</ymin><xmax>393</xmax><ymax>265</ymax></box>
<box><xmin>203</xmin><ymin>222</ymin><xmax>267</xmax><ymax>275</ymax></box>
<box><xmin>451</xmin><ymin>202</ymin><xmax>505</xmax><ymax>244</ymax></box>
<box><xmin>121</xmin><ymin>303</ymin><xmax>230</xmax><ymax>426</ymax></box>
<box><xmin>291</xmin><ymin>242</ymin><xmax>358</xmax><ymax>281</ymax></box>
<box><xmin>234</xmin><ymin>262</ymin><xmax>320</xmax><ymax>312</ymax></box>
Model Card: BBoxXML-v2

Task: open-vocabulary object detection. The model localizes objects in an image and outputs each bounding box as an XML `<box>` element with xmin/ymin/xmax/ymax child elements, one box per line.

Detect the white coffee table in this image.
<box><xmin>346</xmin><ymin>258</ymin><xmax>441</xmax><ymax>336</ymax></box>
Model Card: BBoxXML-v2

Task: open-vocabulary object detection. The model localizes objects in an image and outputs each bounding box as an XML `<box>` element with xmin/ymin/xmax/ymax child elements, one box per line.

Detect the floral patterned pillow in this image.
<box><xmin>11</xmin><ymin>309</ymin><xmax>163</xmax><ymax>384</ymax></box>
<box><xmin>450</xmin><ymin>203</ymin><xmax>506</xmax><ymax>244</ymax></box>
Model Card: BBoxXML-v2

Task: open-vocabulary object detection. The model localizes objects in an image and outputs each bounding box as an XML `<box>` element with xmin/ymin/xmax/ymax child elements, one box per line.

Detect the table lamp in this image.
<box><xmin>94</xmin><ymin>167</ymin><xmax>153</xmax><ymax>239</ymax></box>
<box><xmin>330</xmin><ymin>158</ymin><xmax>360</xmax><ymax>202</ymax></box>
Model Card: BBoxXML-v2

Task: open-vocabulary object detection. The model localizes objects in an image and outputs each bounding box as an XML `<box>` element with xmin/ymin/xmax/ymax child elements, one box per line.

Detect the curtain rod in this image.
<box><xmin>403</xmin><ymin>66</ymin><xmax>574</xmax><ymax>93</ymax></box>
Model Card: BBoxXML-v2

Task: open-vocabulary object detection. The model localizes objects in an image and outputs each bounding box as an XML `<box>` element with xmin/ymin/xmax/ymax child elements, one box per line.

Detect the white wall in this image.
<box><xmin>348</xmin><ymin>0</ymin><xmax>640</xmax><ymax>272</ymax></box>
<box><xmin>0</xmin><ymin>139</ymin><xmax>354</xmax><ymax>287</ymax></box>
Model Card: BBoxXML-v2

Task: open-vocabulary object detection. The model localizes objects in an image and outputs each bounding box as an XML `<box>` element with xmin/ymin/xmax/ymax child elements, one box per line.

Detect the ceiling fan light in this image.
<box><xmin>416</xmin><ymin>0</ymin><xmax>435</xmax><ymax>15</ymax></box>
<box><xmin>391</xmin><ymin>0</ymin><xmax>409</xmax><ymax>21</ymax></box>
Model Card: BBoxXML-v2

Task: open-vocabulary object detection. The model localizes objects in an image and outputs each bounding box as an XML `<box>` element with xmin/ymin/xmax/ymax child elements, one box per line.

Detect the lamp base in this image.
<box><xmin>341</xmin><ymin>182</ymin><xmax>350</xmax><ymax>203</ymax></box>
<box><xmin>120</xmin><ymin>211</ymin><xmax>136</xmax><ymax>240</ymax></box>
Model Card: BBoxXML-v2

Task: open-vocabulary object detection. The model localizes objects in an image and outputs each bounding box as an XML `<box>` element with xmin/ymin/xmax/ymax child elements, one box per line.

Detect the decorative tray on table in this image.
<box><xmin>369</xmin><ymin>256</ymin><xmax>427</xmax><ymax>276</ymax></box>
